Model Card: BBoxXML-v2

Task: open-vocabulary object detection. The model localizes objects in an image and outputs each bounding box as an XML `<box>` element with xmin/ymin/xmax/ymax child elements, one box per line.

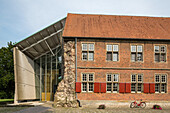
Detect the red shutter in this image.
<box><xmin>100</xmin><ymin>83</ymin><xmax>106</xmax><ymax>93</ymax></box>
<box><xmin>125</xmin><ymin>83</ymin><xmax>131</xmax><ymax>93</ymax></box>
<box><xmin>144</xmin><ymin>83</ymin><xmax>149</xmax><ymax>93</ymax></box>
<box><xmin>94</xmin><ymin>82</ymin><xmax>100</xmax><ymax>93</ymax></box>
<box><xmin>149</xmin><ymin>83</ymin><xmax>155</xmax><ymax>93</ymax></box>
<box><xmin>75</xmin><ymin>82</ymin><xmax>81</xmax><ymax>93</ymax></box>
<box><xmin>119</xmin><ymin>83</ymin><xmax>125</xmax><ymax>93</ymax></box>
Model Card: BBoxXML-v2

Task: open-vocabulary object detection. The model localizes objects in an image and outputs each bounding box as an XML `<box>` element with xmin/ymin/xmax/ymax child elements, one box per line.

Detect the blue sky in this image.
<box><xmin>0</xmin><ymin>0</ymin><xmax>170</xmax><ymax>47</ymax></box>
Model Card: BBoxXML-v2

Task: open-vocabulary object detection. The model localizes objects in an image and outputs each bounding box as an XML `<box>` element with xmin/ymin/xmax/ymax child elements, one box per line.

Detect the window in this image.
<box><xmin>106</xmin><ymin>44</ymin><xmax>119</xmax><ymax>61</ymax></box>
<box><xmin>106</xmin><ymin>74</ymin><xmax>119</xmax><ymax>93</ymax></box>
<box><xmin>131</xmin><ymin>45</ymin><xmax>143</xmax><ymax>62</ymax></box>
<box><xmin>131</xmin><ymin>74</ymin><xmax>143</xmax><ymax>93</ymax></box>
<box><xmin>155</xmin><ymin>74</ymin><xmax>167</xmax><ymax>93</ymax></box>
<box><xmin>82</xmin><ymin>73</ymin><xmax>94</xmax><ymax>92</ymax></box>
<box><xmin>154</xmin><ymin>45</ymin><xmax>166</xmax><ymax>62</ymax></box>
<box><xmin>82</xmin><ymin>43</ymin><xmax>94</xmax><ymax>61</ymax></box>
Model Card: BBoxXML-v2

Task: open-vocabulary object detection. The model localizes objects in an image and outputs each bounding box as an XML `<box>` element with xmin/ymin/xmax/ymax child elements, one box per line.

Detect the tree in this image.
<box><xmin>0</xmin><ymin>42</ymin><xmax>14</xmax><ymax>99</ymax></box>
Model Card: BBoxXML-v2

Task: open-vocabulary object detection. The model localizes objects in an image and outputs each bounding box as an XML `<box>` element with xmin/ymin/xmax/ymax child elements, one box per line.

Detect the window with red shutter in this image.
<box><xmin>144</xmin><ymin>83</ymin><xmax>149</xmax><ymax>93</ymax></box>
<box><xmin>149</xmin><ymin>83</ymin><xmax>155</xmax><ymax>93</ymax></box>
<box><xmin>100</xmin><ymin>83</ymin><xmax>106</xmax><ymax>93</ymax></box>
<box><xmin>125</xmin><ymin>83</ymin><xmax>131</xmax><ymax>93</ymax></box>
<box><xmin>75</xmin><ymin>82</ymin><xmax>81</xmax><ymax>93</ymax></box>
<box><xmin>119</xmin><ymin>83</ymin><xmax>125</xmax><ymax>93</ymax></box>
<box><xmin>94</xmin><ymin>82</ymin><xmax>100</xmax><ymax>93</ymax></box>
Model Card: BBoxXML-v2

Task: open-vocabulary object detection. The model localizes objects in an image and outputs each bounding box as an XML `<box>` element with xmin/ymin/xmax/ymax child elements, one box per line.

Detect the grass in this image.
<box><xmin>0</xmin><ymin>99</ymin><xmax>14</xmax><ymax>102</ymax></box>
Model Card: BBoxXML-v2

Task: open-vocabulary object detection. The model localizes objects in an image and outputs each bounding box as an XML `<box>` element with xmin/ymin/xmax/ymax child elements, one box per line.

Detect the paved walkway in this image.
<box><xmin>13</xmin><ymin>106</ymin><xmax>51</xmax><ymax>113</ymax></box>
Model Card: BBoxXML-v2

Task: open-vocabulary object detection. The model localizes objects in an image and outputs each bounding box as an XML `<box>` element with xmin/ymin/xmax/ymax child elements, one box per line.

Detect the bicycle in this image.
<box><xmin>130</xmin><ymin>99</ymin><xmax>146</xmax><ymax>108</ymax></box>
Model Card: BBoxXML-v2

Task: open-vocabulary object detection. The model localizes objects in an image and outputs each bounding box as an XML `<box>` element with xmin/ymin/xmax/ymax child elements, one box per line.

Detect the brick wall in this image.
<box><xmin>75</xmin><ymin>38</ymin><xmax>170</xmax><ymax>101</ymax></box>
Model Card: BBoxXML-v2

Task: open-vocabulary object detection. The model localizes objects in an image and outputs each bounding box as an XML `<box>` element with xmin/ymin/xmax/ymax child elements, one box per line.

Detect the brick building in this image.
<box><xmin>13</xmin><ymin>13</ymin><xmax>170</xmax><ymax>104</ymax></box>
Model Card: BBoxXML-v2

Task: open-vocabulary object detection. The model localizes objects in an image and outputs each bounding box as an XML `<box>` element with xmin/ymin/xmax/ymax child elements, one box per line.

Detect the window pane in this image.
<box><xmin>161</xmin><ymin>75</ymin><xmax>166</xmax><ymax>83</ymax></box>
<box><xmin>113</xmin><ymin>74</ymin><xmax>118</xmax><ymax>82</ymax></box>
<box><xmin>131</xmin><ymin>53</ymin><xmax>136</xmax><ymax>61</ymax></box>
<box><xmin>107</xmin><ymin>52</ymin><xmax>112</xmax><ymax>61</ymax></box>
<box><xmin>160</xmin><ymin>54</ymin><xmax>166</xmax><ymax>62</ymax></box>
<box><xmin>82</xmin><ymin>44</ymin><xmax>87</xmax><ymax>51</ymax></box>
<box><xmin>88</xmin><ymin>52</ymin><xmax>94</xmax><ymax>61</ymax></box>
<box><xmin>82</xmin><ymin>52</ymin><xmax>88</xmax><ymax>60</ymax></box>
<box><xmin>113</xmin><ymin>53</ymin><xmax>118</xmax><ymax>61</ymax></box>
<box><xmin>131</xmin><ymin>83</ymin><xmax>136</xmax><ymax>92</ymax></box>
<box><xmin>131</xmin><ymin>45</ymin><xmax>136</xmax><ymax>52</ymax></box>
<box><xmin>137</xmin><ymin>83</ymin><xmax>142</xmax><ymax>92</ymax></box>
<box><xmin>89</xmin><ymin>74</ymin><xmax>93</xmax><ymax>81</ymax></box>
<box><xmin>113</xmin><ymin>45</ymin><xmax>118</xmax><ymax>51</ymax></box>
<box><xmin>137</xmin><ymin>45</ymin><xmax>142</xmax><ymax>52</ymax></box>
<box><xmin>82</xmin><ymin>74</ymin><xmax>87</xmax><ymax>81</ymax></box>
<box><xmin>155</xmin><ymin>84</ymin><xmax>160</xmax><ymax>93</ymax></box>
<box><xmin>107</xmin><ymin>74</ymin><xmax>112</xmax><ymax>81</ymax></box>
<box><xmin>160</xmin><ymin>46</ymin><xmax>166</xmax><ymax>53</ymax></box>
<box><xmin>155</xmin><ymin>53</ymin><xmax>160</xmax><ymax>62</ymax></box>
<box><xmin>137</xmin><ymin>53</ymin><xmax>142</xmax><ymax>61</ymax></box>
<box><xmin>107</xmin><ymin>45</ymin><xmax>112</xmax><ymax>51</ymax></box>
<box><xmin>107</xmin><ymin>83</ymin><xmax>112</xmax><ymax>92</ymax></box>
<box><xmin>82</xmin><ymin>83</ymin><xmax>87</xmax><ymax>92</ymax></box>
<box><xmin>89</xmin><ymin>83</ymin><xmax>93</xmax><ymax>92</ymax></box>
<box><xmin>161</xmin><ymin>84</ymin><xmax>166</xmax><ymax>93</ymax></box>
<box><xmin>155</xmin><ymin>75</ymin><xmax>160</xmax><ymax>82</ymax></box>
<box><xmin>89</xmin><ymin>44</ymin><xmax>94</xmax><ymax>51</ymax></box>
<box><xmin>113</xmin><ymin>83</ymin><xmax>118</xmax><ymax>92</ymax></box>
<box><xmin>154</xmin><ymin>46</ymin><xmax>159</xmax><ymax>52</ymax></box>
<box><xmin>131</xmin><ymin>75</ymin><xmax>136</xmax><ymax>82</ymax></box>
<box><xmin>138</xmin><ymin>74</ymin><xmax>142</xmax><ymax>82</ymax></box>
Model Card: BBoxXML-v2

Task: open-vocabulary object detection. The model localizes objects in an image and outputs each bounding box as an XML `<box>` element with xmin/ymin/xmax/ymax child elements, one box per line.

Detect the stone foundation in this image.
<box><xmin>54</xmin><ymin>41</ymin><xmax>78</xmax><ymax>107</ymax></box>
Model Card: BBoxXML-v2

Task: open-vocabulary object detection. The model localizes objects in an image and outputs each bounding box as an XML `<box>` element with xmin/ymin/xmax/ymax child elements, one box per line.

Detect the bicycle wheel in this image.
<box><xmin>130</xmin><ymin>102</ymin><xmax>135</xmax><ymax>108</ymax></box>
<box><xmin>140</xmin><ymin>102</ymin><xmax>146</xmax><ymax>108</ymax></box>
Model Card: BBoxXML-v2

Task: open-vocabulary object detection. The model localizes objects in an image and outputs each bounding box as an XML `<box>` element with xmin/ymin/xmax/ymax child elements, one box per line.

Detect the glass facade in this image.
<box><xmin>34</xmin><ymin>47</ymin><xmax>62</xmax><ymax>101</ymax></box>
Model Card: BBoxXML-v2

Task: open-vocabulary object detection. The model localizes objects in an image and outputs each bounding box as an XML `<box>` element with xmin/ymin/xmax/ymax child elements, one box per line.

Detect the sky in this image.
<box><xmin>0</xmin><ymin>0</ymin><xmax>170</xmax><ymax>47</ymax></box>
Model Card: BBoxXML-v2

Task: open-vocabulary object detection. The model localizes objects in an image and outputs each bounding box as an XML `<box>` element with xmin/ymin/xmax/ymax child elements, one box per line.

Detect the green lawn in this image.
<box><xmin>0</xmin><ymin>99</ymin><xmax>14</xmax><ymax>102</ymax></box>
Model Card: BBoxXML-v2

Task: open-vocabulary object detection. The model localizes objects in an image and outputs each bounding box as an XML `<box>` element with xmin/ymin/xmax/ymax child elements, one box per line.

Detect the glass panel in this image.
<box><xmin>161</xmin><ymin>75</ymin><xmax>166</xmax><ymax>83</ymax></box>
<box><xmin>160</xmin><ymin>46</ymin><xmax>166</xmax><ymax>53</ymax></box>
<box><xmin>82</xmin><ymin>74</ymin><xmax>87</xmax><ymax>81</ymax></box>
<box><xmin>137</xmin><ymin>45</ymin><xmax>142</xmax><ymax>52</ymax></box>
<box><xmin>107</xmin><ymin>52</ymin><xmax>112</xmax><ymax>61</ymax></box>
<box><xmin>155</xmin><ymin>75</ymin><xmax>160</xmax><ymax>82</ymax></box>
<box><xmin>154</xmin><ymin>46</ymin><xmax>159</xmax><ymax>52</ymax></box>
<box><xmin>131</xmin><ymin>45</ymin><xmax>136</xmax><ymax>52</ymax></box>
<box><xmin>155</xmin><ymin>53</ymin><xmax>159</xmax><ymax>62</ymax></box>
<box><xmin>131</xmin><ymin>74</ymin><xmax>136</xmax><ymax>82</ymax></box>
<box><xmin>113</xmin><ymin>74</ymin><xmax>118</xmax><ymax>82</ymax></box>
<box><xmin>137</xmin><ymin>53</ymin><xmax>142</xmax><ymax>61</ymax></box>
<box><xmin>89</xmin><ymin>44</ymin><xmax>94</xmax><ymax>51</ymax></box>
<box><xmin>107</xmin><ymin>74</ymin><xmax>112</xmax><ymax>81</ymax></box>
<box><xmin>107</xmin><ymin>83</ymin><xmax>112</xmax><ymax>92</ymax></box>
<box><xmin>113</xmin><ymin>53</ymin><xmax>118</xmax><ymax>61</ymax></box>
<box><xmin>131</xmin><ymin>83</ymin><xmax>136</xmax><ymax>92</ymax></box>
<box><xmin>131</xmin><ymin>53</ymin><xmax>136</xmax><ymax>62</ymax></box>
<box><xmin>82</xmin><ymin>83</ymin><xmax>87</xmax><ymax>92</ymax></box>
<box><xmin>113</xmin><ymin>45</ymin><xmax>118</xmax><ymax>51</ymax></box>
<box><xmin>82</xmin><ymin>44</ymin><xmax>87</xmax><ymax>51</ymax></box>
<box><xmin>88</xmin><ymin>83</ymin><xmax>93</xmax><ymax>91</ymax></box>
<box><xmin>113</xmin><ymin>83</ymin><xmax>118</xmax><ymax>92</ymax></box>
<box><xmin>160</xmin><ymin>54</ymin><xmax>166</xmax><ymax>62</ymax></box>
<box><xmin>107</xmin><ymin>45</ymin><xmax>112</xmax><ymax>51</ymax></box>
<box><xmin>89</xmin><ymin>74</ymin><xmax>93</xmax><ymax>81</ymax></box>
<box><xmin>137</xmin><ymin>83</ymin><xmax>142</xmax><ymax>92</ymax></box>
<box><xmin>88</xmin><ymin>52</ymin><xmax>94</xmax><ymax>61</ymax></box>
<box><xmin>138</xmin><ymin>74</ymin><xmax>142</xmax><ymax>82</ymax></box>
<box><xmin>155</xmin><ymin>84</ymin><xmax>160</xmax><ymax>93</ymax></box>
<box><xmin>82</xmin><ymin>52</ymin><xmax>88</xmax><ymax>60</ymax></box>
<box><xmin>161</xmin><ymin>84</ymin><xmax>166</xmax><ymax>93</ymax></box>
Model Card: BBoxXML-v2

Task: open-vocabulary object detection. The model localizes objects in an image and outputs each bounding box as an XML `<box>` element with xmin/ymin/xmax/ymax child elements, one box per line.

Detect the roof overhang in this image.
<box><xmin>14</xmin><ymin>17</ymin><xmax>66</xmax><ymax>60</ymax></box>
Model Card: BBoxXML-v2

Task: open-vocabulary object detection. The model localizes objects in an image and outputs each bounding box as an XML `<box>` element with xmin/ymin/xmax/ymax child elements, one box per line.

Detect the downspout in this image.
<box><xmin>75</xmin><ymin>38</ymin><xmax>77</xmax><ymax>99</ymax></box>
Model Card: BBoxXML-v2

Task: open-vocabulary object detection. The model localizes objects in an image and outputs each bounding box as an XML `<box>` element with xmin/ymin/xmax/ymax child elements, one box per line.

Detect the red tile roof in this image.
<box><xmin>63</xmin><ymin>13</ymin><xmax>170</xmax><ymax>40</ymax></box>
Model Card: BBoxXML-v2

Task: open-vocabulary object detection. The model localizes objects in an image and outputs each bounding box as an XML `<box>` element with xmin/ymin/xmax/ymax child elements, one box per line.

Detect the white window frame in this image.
<box><xmin>131</xmin><ymin>74</ymin><xmax>143</xmax><ymax>93</ymax></box>
<box><xmin>82</xmin><ymin>43</ymin><xmax>94</xmax><ymax>61</ymax></box>
<box><xmin>106</xmin><ymin>44</ymin><xmax>119</xmax><ymax>61</ymax></box>
<box><xmin>155</xmin><ymin>74</ymin><xmax>167</xmax><ymax>93</ymax></box>
<box><xmin>82</xmin><ymin>73</ymin><xmax>94</xmax><ymax>92</ymax></box>
<box><xmin>131</xmin><ymin>45</ymin><xmax>143</xmax><ymax>62</ymax></box>
<box><xmin>106</xmin><ymin>74</ymin><xmax>119</xmax><ymax>93</ymax></box>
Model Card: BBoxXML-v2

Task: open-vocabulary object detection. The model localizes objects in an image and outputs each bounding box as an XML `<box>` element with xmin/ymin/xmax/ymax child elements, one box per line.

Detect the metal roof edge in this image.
<box><xmin>14</xmin><ymin>17</ymin><xmax>67</xmax><ymax>47</ymax></box>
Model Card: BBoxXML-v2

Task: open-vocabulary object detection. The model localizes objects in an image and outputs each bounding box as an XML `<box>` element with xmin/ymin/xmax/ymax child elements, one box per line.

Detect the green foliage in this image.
<box><xmin>0</xmin><ymin>42</ymin><xmax>14</xmax><ymax>99</ymax></box>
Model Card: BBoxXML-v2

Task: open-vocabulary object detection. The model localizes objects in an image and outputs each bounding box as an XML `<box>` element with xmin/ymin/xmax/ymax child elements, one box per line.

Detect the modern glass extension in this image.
<box><xmin>34</xmin><ymin>47</ymin><xmax>62</xmax><ymax>101</ymax></box>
